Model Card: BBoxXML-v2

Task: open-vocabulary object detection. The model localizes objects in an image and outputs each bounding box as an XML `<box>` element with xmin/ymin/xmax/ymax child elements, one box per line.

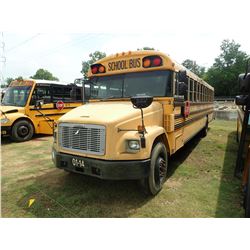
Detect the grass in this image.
<box><xmin>1</xmin><ymin>120</ymin><xmax>245</xmax><ymax>217</ymax></box>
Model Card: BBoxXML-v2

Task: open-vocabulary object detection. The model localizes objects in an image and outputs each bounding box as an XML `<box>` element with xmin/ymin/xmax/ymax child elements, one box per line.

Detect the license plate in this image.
<box><xmin>72</xmin><ymin>158</ymin><xmax>85</xmax><ymax>168</ymax></box>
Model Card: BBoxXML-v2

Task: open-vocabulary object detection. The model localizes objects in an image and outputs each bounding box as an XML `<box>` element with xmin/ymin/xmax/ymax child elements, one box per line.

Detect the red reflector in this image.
<box><xmin>152</xmin><ymin>57</ymin><xmax>162</xmax><ymax>66</ymax></box>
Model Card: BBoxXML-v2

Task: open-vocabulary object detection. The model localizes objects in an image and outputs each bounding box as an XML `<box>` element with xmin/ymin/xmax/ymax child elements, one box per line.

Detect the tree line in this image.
<box><xmin>4</xmin><ymin>40</ymin><xmax>249</xmax><ymax>97</ymax></box>
<box><xmin>3</xmin><ymin>69</ymin><xmax>59</xmax><ymax>88</ymax></box>
<box><xmin>182</xmin><ymin>39</ymin><xmax>249</xmax><ymax>97</ymax></box>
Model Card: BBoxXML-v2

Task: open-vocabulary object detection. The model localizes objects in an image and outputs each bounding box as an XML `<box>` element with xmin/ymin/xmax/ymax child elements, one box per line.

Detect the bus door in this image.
<box><xmin>174</xmin><ymin>74</ymin><xmax>188</xmax><ymax>151</ymax></box>
<box><xmin>28</xmin><ymin>84</ymin><xmax>55</xmax><ymax>134</ymax></box>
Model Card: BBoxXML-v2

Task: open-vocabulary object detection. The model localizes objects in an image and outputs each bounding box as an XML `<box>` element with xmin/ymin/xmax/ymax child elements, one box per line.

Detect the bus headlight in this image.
<box><xmin>127</xmin><ymin>140</ymin><xmax>140</xmax><ymax>150</ymax></box>
<box><xmin>1</xmin><ymin>118</ymin><xmax>9</xmax><ymax>124</ymax></box>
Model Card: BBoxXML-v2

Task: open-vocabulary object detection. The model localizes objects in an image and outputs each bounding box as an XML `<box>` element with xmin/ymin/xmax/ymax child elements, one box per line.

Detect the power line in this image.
<box><xmin>24</xmin><ymin>33</ymin><xmax>107</xmax><ymax>61</ymax></box>
<box><xmin>38</xmin><ymin>33</ymin><xmax>107</xmax><ymax>58</ymax></box>
<box><xmin>6</xmin><ymin>33</ymin><xmax>40</xmax><ymax>53</ymax></box>
<box><xmin>37</xmin><ymin>33</ymin><xmax>95</xmax><ymax>58</ymax></box>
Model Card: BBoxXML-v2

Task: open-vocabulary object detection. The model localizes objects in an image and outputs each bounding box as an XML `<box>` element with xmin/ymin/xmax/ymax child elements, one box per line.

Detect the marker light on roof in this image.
<box><xmin>142</xmin><ymin>56</ymin><xmax>163</xmax><ymax>68</ymax></box>
<box><xmin>91</xmin><ymin>66</ymin><xmax>98</xmax><ymax>74</ymax></box>
<box><xmin>152</xmin><ymin>57</ymin><xmax>162</xmax><ymax>66</ymax></box>
<box><xmin>99</xmin><ymin>66</ymin><xmax>105</xmax><ymax>73</ymax></box>
<box><xmin>143</xmin><ymin>58</ymin><xmax>151</xmax><ymax>68</ymax></box>
<box><xmin>91</xmin><ymin>64</ymin><xmax>106</xmax><ymax>74</ymax></box>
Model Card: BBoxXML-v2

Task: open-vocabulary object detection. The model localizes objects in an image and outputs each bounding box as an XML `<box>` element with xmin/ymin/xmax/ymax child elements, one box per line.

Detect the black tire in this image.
<box><xmin>140</xmin><ymin>142</ymin><xmax>168</xmax><ymax>195</ymax></box>
<box><xmin>245</xmin><ymin>169</ymin><xmax>250</xmax><ymax>218</ymax></box>
<box><xmin>200</xmin><ymin>119</ymin><xmax>208</xmax><ymax>138</ymax></box>
<box><xmin>11</xmin><ymin>120</ymin><xmax>34</xmax><ymax>142</ymax></box>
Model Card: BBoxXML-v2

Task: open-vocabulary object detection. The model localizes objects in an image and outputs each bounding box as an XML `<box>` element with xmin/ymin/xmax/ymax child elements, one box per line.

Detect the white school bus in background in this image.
<box><xmin>52</xmin><ymin>50</ymin><xmax>214</xmax><ymax>195</ymax></box>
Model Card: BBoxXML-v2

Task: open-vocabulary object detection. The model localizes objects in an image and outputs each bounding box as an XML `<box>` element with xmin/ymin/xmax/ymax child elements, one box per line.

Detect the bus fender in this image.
<box><xmin>145</xmin><ymin>126</ymin><xmax>170</xmax><ymax>157</ymax></box>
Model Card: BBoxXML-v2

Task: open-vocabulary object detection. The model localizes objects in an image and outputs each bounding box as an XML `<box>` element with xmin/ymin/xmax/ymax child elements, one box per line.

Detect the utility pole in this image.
<box><xmin>0</xmin><ymin>32</ymin><xmax>6</xmax><ymax>86</ymax></box>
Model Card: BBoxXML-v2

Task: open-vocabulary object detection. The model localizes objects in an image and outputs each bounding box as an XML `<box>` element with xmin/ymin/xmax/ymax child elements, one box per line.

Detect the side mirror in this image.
<box><xmin>130</xmin><ymin>95</ymin><xmax>153</xmax><ymax>149</ymax></box>
<box><xmin>84</xmin><ymin>84</ymin><xmax>91</xmax><ymax>100</ymax></box>
<box><xmin>239</xmin><ymin>73</ymin><xmax>250</xmax><ymax>94</ymax></box>
<box><xmin>235</xmin><ymin>95</ymin><xmax>249</xmax><ymax>106</ymax></box>
<box><xmin>130</xmin><ymin>95</ymin><xmax>153</xmax><ymax>109</ymax></box>
<box><xmin>178</xmin><ymin>70</ymin><xmax>188</xmax><ymax>83</ymax></box>
<box><xmin>35</xmin><ymin>100</ymin><xmax>44</xmax><ymax>109</ymax></box>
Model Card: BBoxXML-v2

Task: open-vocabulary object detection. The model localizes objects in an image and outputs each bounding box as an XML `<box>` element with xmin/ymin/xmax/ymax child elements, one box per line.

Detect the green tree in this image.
<box><xmin>81</xmin><ymin>51</ymin><xmax>106</xmax><ymax>79</ymax></box>
<box><xmin>205</xmin><ymin>39</ymin><xmax>249</xmax><ymax>96</ymax></box>
<box><xmin>5</xmin><ymin>77</ymin><xmax>14</xmax><ymax>87</ymax></box>
<box><xmin>31</xmin><ymin>69</ymin><xmax>59</xmax><ymax>81</ymax></box>
<box><xmin>182</xmin><ymin>59</ymin><xmax>206</xmax><ymax>78</ymax></box>
<box><xmin>2</xmin><ymin>77</ymin><xmax>24</xmax><ymax>88</ymax></box>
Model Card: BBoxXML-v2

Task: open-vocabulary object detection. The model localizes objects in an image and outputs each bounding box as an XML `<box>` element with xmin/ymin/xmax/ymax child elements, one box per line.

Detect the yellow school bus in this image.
<box><xmin>235</xmin><ymin>66</ymin><xmax>250</xmax><ymax>217</ymax></box>
<box><xmin>52</xmin><ymin>50</ymin><xmax>214</xmax><ymax>195</ymax></box>
<box><xmin>1</xmin><ymin>79</ymin><xmax>82</xmax><ymax>142</ymax></box>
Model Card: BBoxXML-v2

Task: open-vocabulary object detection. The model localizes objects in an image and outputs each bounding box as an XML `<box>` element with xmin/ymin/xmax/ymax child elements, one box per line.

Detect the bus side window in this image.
<box><xmin>53</xmin><ymin>86</ymin><xmax>64</xmax><ymax>102</ymax></box>
<box><xmin>190</xmin><ymin>79</ymin><xmax>194</xmax><ymax>102</ymax></box>
<box><xmin>69</xmin><ymin>86</ymin><xmax>82</xmax><ymax>102</ymax></box>
<box><xmin>193</xmin><ymin>81</ymin><xmax>197</xmax><ymax>102</ymax></box>
<box><xmin>174</xmin><ymin>72</ymin><xmax>187</xmax><ymax>99</ymax></box>
<box><xmin>197</xmin><ymin>83</ymin><xmax>200</xmax><ymax>102</ymax></box>
<box><xmin>200</xmin><ymin>84</ymin><xmax>203</xmax><ymax>102</ymax></box>
<box><xmin>30</xmin><ymin>86</ymin><xmax>51</xmax><ymax>105</ymax></box>
<box><xmin>201</xmin><ymin>85</ymin><xmax>203</xmax><ymax>102</ymax></box>
<box><xmin>64</xmin><ymin>87</ymin><xmax>72</xmax><ymax>102</ymax></box>
<box><xmin>76</xmin><ymin>88</ymin><xmax>82</xmax><ymax>101</ymax></box>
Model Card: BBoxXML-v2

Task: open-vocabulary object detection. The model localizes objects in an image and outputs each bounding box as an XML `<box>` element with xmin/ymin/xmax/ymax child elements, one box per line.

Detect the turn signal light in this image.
<box><xmin>91</xmin><ymin>64</ymin><xmax>106</xmax><ymax>74</ymax></box>
<box><xmin>143</xmin><ymin>58</ymin><xmax>151</xmax><ymax>68</ymax></box>
<box><xmin>99</xmin><ymin>65</ymin><xmax>105</xmax><ymax>73</ymax></box>
<box><xmin>142</xmin><ymin>56</ymin><xmax>162</xmax><ymax>68</ymax></box>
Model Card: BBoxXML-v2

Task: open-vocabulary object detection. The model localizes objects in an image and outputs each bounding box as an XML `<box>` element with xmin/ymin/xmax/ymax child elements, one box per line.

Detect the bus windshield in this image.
<box><xmin>89</xmin><ymin>70</ymin><xmax>172</xmax><ymax>99</ymax></box>
<box><xmin>1</xmin><ymin>86</ymin><xmax>32</xmax><ymax>107</ymax></box>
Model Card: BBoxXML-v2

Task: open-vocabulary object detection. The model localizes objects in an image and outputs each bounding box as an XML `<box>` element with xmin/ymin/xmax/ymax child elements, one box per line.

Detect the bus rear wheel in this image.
<box><xmin>200</xmin><ymin>118</ymin><xmax>208</xmax><ymax>138</ymax></box>
<box><xmin>140</xmin><ymin>142</ymin><xmax>168</xmax><ymax>196</ymax></box>
<box><xmin>11</xmin><ymin>120</ymin><xmax>34</xmax><ymax>142</ymax></box>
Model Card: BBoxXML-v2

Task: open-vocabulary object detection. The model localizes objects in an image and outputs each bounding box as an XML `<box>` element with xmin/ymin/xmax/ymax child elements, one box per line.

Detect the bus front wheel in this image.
<box><xmin>140</xmin><ymin>142</ymin><xmax>168</xmax><ymax>196</ymax></box>
<box><xmin>11</xmin><ymin>120</ymin><xmax>34</xmax><ymax>142</ymax></box>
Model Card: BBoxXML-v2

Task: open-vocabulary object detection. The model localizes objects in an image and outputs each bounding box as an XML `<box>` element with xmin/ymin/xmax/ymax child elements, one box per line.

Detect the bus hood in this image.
<box><xmin>59</xmin><ymin>101</ymin><xmax>163</xmax><ymax>125</ymax></box>
<box><xmin>0</xmin><ymin>105</ymin><xmax>24</xmax><ymax>115</ymax></box>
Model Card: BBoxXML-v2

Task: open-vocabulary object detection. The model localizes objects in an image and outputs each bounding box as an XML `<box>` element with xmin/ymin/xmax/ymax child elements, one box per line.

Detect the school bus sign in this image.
<box><xmin>88</xmin><ymin>51</ymin><xmax>175</xmax><ymax>76</ymax></box>
<box><xmin>107</xmin><ymin>58</ymin><xmax>141</xmax><ymax>71</ymax></box>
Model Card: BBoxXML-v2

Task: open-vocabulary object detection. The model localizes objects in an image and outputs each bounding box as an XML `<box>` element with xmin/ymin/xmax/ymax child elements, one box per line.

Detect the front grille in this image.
<box><xmin>58</xmin><ymin>123</ymin><xmax>105</xmax><ymax>155</ymax></box>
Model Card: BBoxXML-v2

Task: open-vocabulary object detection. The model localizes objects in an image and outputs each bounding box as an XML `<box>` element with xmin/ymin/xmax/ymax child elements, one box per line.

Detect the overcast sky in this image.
<box><xmin>1</xmin><ymin>0</ymin><xmax>250</xmax><ymax>83</ymax></box>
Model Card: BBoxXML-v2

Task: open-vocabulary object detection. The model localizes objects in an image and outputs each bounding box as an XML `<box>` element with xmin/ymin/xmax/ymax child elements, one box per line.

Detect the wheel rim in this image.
<box><xmin>154</xmin><ymin>156</ymin><xmax>167</xmax><ymax>187</ymax></box>
<box><xmin>17</xmin><ymin>125</ymin><xmax>29</xmax><ymax>137</ymax></box>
